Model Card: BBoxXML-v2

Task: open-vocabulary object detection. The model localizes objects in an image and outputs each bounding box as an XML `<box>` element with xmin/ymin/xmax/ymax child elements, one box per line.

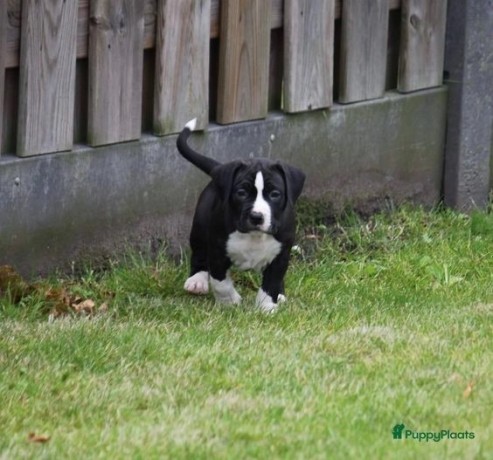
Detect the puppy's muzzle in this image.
<box><xmin>249</xmin><ymin>211</ymin><xmax>265</xmax><ymax>227</ymax></box>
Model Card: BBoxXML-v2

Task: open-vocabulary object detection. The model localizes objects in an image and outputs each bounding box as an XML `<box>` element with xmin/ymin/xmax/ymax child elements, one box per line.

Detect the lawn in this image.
<box><xmin>1</xmin><ymin>206</ymin><xmax>492</xmax><ymax>459</ymax></box>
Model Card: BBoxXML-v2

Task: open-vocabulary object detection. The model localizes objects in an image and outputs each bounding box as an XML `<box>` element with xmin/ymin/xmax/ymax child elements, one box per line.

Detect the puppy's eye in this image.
<box><xmin>236</xmin><ymin>189</ymin><xmax>248</xmax><ymax>199</ymax></box>
<box><xmin>269</xmin><ymin>190</ymin><xmax>282</xmax><ymax>200</ymax></box>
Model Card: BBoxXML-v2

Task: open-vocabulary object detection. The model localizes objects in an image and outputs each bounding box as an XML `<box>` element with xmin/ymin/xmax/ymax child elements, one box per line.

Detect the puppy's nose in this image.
<box><xmin>249</xmin><ymin>211</ymin><xmax>264</xmax><ymax>226</ymax></box>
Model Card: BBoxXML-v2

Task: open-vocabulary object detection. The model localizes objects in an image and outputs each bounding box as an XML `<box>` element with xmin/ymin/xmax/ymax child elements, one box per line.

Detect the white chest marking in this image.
<box><xmin>226</xmin><ymin>231</ymin><xmax>282</xmax><ymax>271</ymax></box>
<box><xmin>252</xmin><ymin>171</ymin><xmax>272</xmax><ymax>233</ymax></box>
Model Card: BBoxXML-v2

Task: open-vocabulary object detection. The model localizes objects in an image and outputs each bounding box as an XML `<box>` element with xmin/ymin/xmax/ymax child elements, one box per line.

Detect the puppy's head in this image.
<box><xmin>211</xmin><ymin>160</ymin><xmax>305</xmax><ymax>234</ymax></box>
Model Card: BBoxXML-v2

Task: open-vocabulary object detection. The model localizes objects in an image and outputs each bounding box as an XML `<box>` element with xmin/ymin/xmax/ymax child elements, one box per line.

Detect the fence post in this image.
<box><xmin>443</xmin><ymin>0</ymin><xmax>493</xmax><ymax>211</ymax></box>
<box><xmin>0</xmin><ymin>2</ymin><xmax>6</xmax><ymax>155</ymax></box>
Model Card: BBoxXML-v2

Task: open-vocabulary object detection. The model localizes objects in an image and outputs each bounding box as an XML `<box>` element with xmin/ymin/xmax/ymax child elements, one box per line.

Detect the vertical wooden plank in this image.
<box><xmin>17</xmin><ymin>0</ymin><xmax>77</xmax><ymax>156</ymax></box>
<box><xmin>153</xmin><ymin>0</ymin><xmax>210</xmax><ymax>135</ymax></box>
<box><xmin>398</xmin><ymin>0</ymin><xmax>448</xmax><ymax>92</ymax></box>
<box><xmin>88</xmin><ymin>0</ymin><xmax>145</xmax><ymax>146</ymax></box>
<box><xmin>216</xmin><ymin>0</ymin><xmax>271</xmax><ymax>124</ymax></box>
<box><xmin>339</xmin><ymin>0</ymin><xmax>389</xmax><ymax>103</ymax></box>
<box><xmin>0</xmin><ymin>2</ymin><xmax>6</xmax><ymax>154</ymax></box>
<box><xmin>284</xmin><ymin>0</ymin><xmax>335</xmax><ymax>113</ymax></box>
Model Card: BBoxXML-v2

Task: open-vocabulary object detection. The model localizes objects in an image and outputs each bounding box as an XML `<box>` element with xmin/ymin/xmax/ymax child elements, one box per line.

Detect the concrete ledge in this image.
<box><xmin>0</xmin><ymin>88</ymin><xmax>447</xmax><ymax>277</ymax></box>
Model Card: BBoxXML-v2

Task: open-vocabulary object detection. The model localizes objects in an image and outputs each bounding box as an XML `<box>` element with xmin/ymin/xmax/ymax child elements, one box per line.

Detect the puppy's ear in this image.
<box><xmin>210</xmin><ymin>161</ymin><xmax>244</xmax><ymax>202</ymax></box>
<box><xmin>276</xmin><ymin>163</ymin><xmax>305</xmax><ymax>205</ymax></box>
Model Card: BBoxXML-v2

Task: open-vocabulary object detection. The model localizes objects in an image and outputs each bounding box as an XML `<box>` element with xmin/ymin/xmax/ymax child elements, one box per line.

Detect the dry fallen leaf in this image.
<box><xmin>463</xmin><ymin>381</ymin><xmax>474</xmax><ymax>398</ymax></box>
<box><xmin>0</xmin><ymin>265</ymin><xmax>33</xmax><ymax>302</ymax></box>
<box><xmin>28</xmin><ymin>432</ymin><xmax>50</xmax><ymax>443</ymax></box>
<box><xmin>0</xmin><ymin>265</ymin><xmax>111</xmax><ymax>319</ymax></box>
<box><xmin>45</xmin><ymin>287</ymin><xmax>72</xmax><ymax>317</ymax></box>
<box><xmin>72</xmin><ymin>299</ymin><xmax>96</xmax><ymax>315</ymax></box>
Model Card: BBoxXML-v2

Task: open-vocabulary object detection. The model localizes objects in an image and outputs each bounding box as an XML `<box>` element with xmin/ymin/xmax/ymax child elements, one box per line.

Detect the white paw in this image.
<box><xmin>184</xmin><ymin>271</ymin><xmax>209</xmax><ymax>295</ymax></box>
<box><xmin>210</xmin><ymin>276</ymin><xmax>242</xmax><ymax>305</ymax></box>
<box><xmin>256</xmin><ymin>289</ymin><xmax>283</xmax><ymax>313</ymax></box>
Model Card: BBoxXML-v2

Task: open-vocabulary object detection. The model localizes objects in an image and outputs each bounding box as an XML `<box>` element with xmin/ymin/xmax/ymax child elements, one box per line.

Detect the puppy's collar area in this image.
<box><xmin>226</xmin><ymin>230</ymin><xmax>282</xmax><ymax>272</ymax></box>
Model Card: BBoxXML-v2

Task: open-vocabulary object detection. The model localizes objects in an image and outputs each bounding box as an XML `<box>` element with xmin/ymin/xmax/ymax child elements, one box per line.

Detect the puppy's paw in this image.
<box><xmin>216</xmin><ymin>289</ymin><xmax>242</xmax><ymax>305</ymax></box>
<box><xmin>210</xmin><ymin>277</ymin><xmax>242</xmax><ymax>305</ymax></box>
<box><xmin>184</xmin><ymin>271</ymin><xmax>209</xmax><ymax>295</ymax></box>
<box><xmin>256</xmin><ymin>289</ymin><xmax>281</xmax><ymax>313</ymax></box>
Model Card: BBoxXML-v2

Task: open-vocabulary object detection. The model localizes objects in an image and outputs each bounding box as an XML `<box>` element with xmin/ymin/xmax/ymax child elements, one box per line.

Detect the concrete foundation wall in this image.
<box><xmin>0</xmin><ymin>88</ymin><xmax>447</xmax><ymax>277</ymax></box>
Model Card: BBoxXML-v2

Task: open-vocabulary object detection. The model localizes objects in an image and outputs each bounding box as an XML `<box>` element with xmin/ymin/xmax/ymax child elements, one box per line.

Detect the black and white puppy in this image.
<box><xmin>176</xmin><ymin>119</ymin><xmax>305</xmax><ymax>312</ymax></box>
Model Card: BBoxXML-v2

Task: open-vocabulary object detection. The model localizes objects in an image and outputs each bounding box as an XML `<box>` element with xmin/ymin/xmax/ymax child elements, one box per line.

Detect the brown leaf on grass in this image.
<box><xmin>44</xmin><ymin>287</ymin><xmax>104</xmax><ymax>318</ymax></box>
<box><xmin>0</xmin><ymin>265</ymin><xmax>110</xmax><ymax>318</ymax></box>
<box><xmin>45</xmin><ymin>287</ymin><xmax>73</xmax><ymax>317</ymax></box>
<box><xmin>28</xmin><ymin>432</ymin><xmax>50</xmax><ymax>443</ymax></box>
<box><xmin>0</xmin><ymin>265</ymin><xmax>34</xmax><ymax>302</ymax></box>
<box><xmin>72</xmin><ymin>298</ymin><xmax>96</xmax><ymax>315</ymax></box>
<box><xmin>463</xmin><ymin>381</ymin><xmax>474</xmax><ymax>398</ymax></box>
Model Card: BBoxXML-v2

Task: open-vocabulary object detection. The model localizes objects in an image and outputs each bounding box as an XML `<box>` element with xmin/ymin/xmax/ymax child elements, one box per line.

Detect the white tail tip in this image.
<box><xmin>185</xmin><ymin>118</ymin><xmax>197</xmax><ymax>131</ymax></box>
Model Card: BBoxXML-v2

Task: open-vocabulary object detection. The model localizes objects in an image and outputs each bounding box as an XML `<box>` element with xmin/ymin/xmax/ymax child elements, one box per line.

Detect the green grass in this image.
<box><xmin>1</xmin><ymin>206</ymin><xmax>493</xmax><ymax>459</ymax></box>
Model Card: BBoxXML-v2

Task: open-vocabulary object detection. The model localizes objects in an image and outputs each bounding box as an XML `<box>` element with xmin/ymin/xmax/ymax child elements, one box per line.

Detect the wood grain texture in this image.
<box><xmin>4</xmin><ymin>0</ymin><xmax>402</xmax><ymax>69</ymax></box>
<box><xmin>88</xmin><ymin>0</ymin><xmax>145</xmax><ymax>146</ymax></box>
<box><xmin>284</xmin><ymin>0</ymin><xmax>335</xmax><ymax>113</ymax></box>
<box><xmin>339</xmin><ymin>0</ymin><xmax>389</xmax><ymax>103</ymax></box>
<box><xmin>398</xmin><ymin>0</ymin><xmax>448</xmax><ymax>92</ymax></box>
<box><xmin>153</xmin><ymin>0</ymin><xmax>210</xmax><ymax>135</ymax></box>
<box><xmin>17</xmin><ymin>0</ymin><xmax>78</xmax><ymax>156</ymax></box>
<box><xmin>0</xmin><ymin>2</ymin><xmax>6</xmax><ymax>153</ymax></box>
<box><xmin>216</xmin><ymin>0</ymin><xmax>271</xmax><ymax>124</ymax></box>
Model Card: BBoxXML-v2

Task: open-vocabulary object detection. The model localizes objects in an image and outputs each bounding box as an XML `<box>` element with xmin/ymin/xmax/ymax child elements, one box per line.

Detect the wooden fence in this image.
<box><xmin>0</xmin><ymin>0</ymin><xmax>447</xmax><ymax>158</ymax></box>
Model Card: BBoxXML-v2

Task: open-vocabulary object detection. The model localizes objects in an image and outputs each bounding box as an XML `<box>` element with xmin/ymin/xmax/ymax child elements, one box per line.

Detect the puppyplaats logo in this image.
<box><xmin>392</xmin><ymin>424</ymin><xmax>475</xmax><ymax>442</ymax></box>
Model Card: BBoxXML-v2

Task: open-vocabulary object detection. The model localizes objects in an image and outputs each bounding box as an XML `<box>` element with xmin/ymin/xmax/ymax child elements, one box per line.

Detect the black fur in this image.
<box><xmin>176</xmin><ymin>123</ymin><xmax>305</xmax><ymax>309</ymax></box>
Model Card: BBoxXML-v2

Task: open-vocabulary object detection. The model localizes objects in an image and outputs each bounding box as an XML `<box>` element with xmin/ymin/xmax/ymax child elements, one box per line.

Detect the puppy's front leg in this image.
<box><xmin>210</xmin><ymin>274</ymin><xmax>242</xmax><ymax>305</ymax></box>
<box><xmin>256</xmin><ymin>249</ymin><xmax>290</xmax><ymax>313</ymax></box>
<box><xmin>209</xmin><ymin>245</ymin><xmax>242</xmax><ymax>305</ymax></box>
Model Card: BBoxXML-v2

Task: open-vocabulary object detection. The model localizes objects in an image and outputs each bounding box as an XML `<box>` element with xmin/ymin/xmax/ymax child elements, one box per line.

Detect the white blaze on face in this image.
<box><xmin>252</xmin><ymin>171</ymin><xmax>272</xmax><ymax>232</ymax></box>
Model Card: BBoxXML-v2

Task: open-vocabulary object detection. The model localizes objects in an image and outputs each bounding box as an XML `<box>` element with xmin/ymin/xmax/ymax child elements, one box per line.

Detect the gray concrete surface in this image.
<box><xmin>443</xmin><ymin>0</ymin><xmax>493</xmax><ymax>211</ymax></box>
<box><xmin>0</xmin><ymin>88</ymin><xmax>447</xmax><ymax>277</ymax></box>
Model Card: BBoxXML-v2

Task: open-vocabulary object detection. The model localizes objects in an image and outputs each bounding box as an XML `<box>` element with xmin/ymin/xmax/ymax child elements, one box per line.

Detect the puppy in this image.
<box><xmin>176</xmin><ymin>119</ymin><xmax>305</xmax><ymax>312</ymax></box>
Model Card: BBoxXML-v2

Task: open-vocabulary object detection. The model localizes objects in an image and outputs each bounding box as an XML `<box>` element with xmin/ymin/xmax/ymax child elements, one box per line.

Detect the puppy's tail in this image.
<box><xmin>176</xmin><ymin>118</ymin><xmax>221</xmax><ymax>175</ymax></box>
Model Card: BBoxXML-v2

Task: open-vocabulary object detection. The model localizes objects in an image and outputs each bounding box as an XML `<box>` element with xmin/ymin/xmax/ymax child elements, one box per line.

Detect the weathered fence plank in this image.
<box><xmin>4</xmin><ymin>0</ymin><xmax>402</xmax><ymax>69</ymax></box>
<box><xmin>17</xmin><ymin>0</ymin><xmax>78</xmax><ymax>156</ymax></box>
<box><xmin>0</xmin><ymin>2</ymin><xmax>6</xmax><ymax>154</ymax></box>
<box><xmin>217</xmin><ymin>0</ymin><xmax>271</xmax><ymax>124</ymax></box>
<box><xmin>339</xmin><ymin>0</ymin><xmax>389</xmax><ymax>103</ymax></box>
<box><xmin>153</xmin><ymin>0</ymin><xmax>210</xmax><ymax>135</ymax></box>
<box><xmin>398</xmin><ymin>0</ymin><xmax>448</xmax><ymax>92</ymax></box>
<box><xmin>88</xmin><ymin>0</ymin><xmax>145</xmax><ymax>146</ymax></box>
<box><xmin>284</xmin><ymin>0</ymin><xmax>335</xmax><ymax>112</ymax></box>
